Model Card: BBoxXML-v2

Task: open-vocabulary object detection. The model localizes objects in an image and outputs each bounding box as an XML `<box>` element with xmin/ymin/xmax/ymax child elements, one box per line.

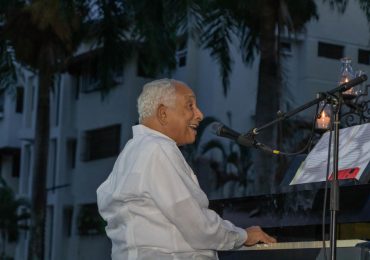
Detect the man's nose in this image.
<box><xmin>195</xmin><ymin>107</ymin><xmax>204</xmax><ymax>121</ymax></box>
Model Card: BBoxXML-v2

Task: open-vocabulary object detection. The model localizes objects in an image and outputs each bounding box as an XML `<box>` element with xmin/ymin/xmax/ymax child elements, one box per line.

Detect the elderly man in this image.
<box><xmin>97</xmin><ymin>79</ymin><xmax>275</xmax><ymax>260</ymax></box>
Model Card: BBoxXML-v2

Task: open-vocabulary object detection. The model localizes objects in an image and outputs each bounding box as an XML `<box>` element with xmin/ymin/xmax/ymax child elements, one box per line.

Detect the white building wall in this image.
<box><xmin>295</xmin><ymin>0</ymin><xmax>370</xmax><ymax>109</ymax></box>
<box><xmin>0</xmin><ymin>93</ymin><xmax>22</xmax><ymax>147</ymax></box>
<box><xmin>0</xmin><ymin>79</ymin><xmax>22</xmax><ymax>192</ymax></box>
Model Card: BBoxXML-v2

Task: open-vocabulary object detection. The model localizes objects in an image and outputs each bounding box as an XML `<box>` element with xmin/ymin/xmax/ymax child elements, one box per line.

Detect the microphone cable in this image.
<box><xmin>253</xmin><ymin>103</ymin><xmax>321</xmax><ymax>156</ymax></box>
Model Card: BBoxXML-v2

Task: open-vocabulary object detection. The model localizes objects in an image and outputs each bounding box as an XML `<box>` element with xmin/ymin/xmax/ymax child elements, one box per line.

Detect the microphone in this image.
<box><xmin>210</xmin><ymin>122</ymin><xmax>280</xmax><ymax>155</ymax></box>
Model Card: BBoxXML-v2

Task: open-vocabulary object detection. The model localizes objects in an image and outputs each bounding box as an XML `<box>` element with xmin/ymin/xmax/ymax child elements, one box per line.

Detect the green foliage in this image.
<box><xmin>0</xmin><ymin>1</ymin><xmax>205</xmax><ymax>258</ymax></box>
<box><xmin>201</xmin><ymin>135</ymin><xmax>253</xmax><ymax>189</ymax></box>
<box><xmin>359</xmin><ymin>0</ymin><xmax>370</xmax><ymax>24</ymax></box>
<box><xmin>0</xmin><ymin>181</ymin><xmax>30</xmax><ymax>257</ymax></box>
<box><xmin>195</xmin><ymin>0</ymin><xmax>318</xmax><ymax>95</ymax></box>
<box><xmin>198</xmin><ymin>3</ymin><xmax>235</xmax><ymax>94</ymax></box>
<box><xmin>84</xmin><ymin>0</ymin><xmax>133</xmax><ymax>95</ymax></box>
<box><xmin>0</xmin><ymin>42</ymin><xmax>17</xmax><ymax>92</ymax></box>
<box><xmin>323</xmin><ymin>0</ymin><xmax>348</xmax><ymax>13</ymax></box>
<box><xmin>0</xmin><ymin>253</ymin><xmax>13</xmax><ymax>260</ymax></box>
<box><xmin>181</xmin><ymin>116</ymin><xmax>253</xmax><ymax>192</ymax></box>
<box><xmin>2</xmin><ymin>0</ymin><xmax>81</xmax><ymax>72</ymax></box>
<box><xmin>0</xmin><ymin>185</ymin><xmax>29</xmax><ymax>241</ymax></box>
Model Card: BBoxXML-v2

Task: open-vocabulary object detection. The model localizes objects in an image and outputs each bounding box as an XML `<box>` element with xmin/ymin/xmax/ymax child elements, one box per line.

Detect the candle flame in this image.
<box><xmin>317</xmin><ymin>110</ymin><xmax>330</xmax><ymax>129</ymax></box>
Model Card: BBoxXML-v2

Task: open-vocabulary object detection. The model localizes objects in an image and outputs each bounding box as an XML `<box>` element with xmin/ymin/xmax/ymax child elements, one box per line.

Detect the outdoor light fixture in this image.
<box><xmin>316</xmin><ymin>100</ymin><xmax>332</xmax><ymax>130</ymax></box>
<box><xmin>339</xmin><ymin>57</ymin><xmax>356</xmax><ymax>99</ymax></box>
<box><xmin>353</xmin><ymin>70</ymin><xmax>366</xmax><ymax>98</ymax></box>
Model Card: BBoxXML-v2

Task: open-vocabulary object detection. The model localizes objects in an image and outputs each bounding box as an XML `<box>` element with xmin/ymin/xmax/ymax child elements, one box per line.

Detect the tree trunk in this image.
<box><xmin>1</xmin><ymin>230</ymin><xmax>6</xmax><ymax>257</ymax></box>
<box><xmin>28</xmin><ymin>69</ymin><xmax>52</xmax><ymax>260</ymax></box>
<box><xmin>253</xmin><ymin>0</ymin><xmax>281</xmax><ymax>194</ymax></box>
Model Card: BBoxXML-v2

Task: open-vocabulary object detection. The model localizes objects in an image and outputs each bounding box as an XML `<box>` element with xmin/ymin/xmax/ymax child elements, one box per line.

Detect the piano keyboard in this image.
<box><xmin>237</xmin><ymin>239</ymin><xmax>367</xmax><ymax>251</ymax></box>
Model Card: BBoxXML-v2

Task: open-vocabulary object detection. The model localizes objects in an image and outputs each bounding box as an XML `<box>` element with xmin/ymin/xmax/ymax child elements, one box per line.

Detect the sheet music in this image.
<box><xmin>290</xmin><ymin>123</ymin><xmax>370</xmax><ymax>185</ymax></box>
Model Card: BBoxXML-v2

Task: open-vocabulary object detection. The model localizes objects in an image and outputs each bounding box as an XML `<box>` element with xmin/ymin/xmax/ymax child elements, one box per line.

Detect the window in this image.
<box><xmin>77</xmin><ymin>204</ymin><xmax>106</xmax><ymax>236</ymax></box>
<box><xmin>0</xmin><ymin>90</ymin><xmax>4</xmax><ymax>117</ymax></box>
<box><xmin>69</xmin><ymin>50</ymin><xmax>124</xmax><ymax>94</ymax></box>
<box><xmin>46</xmin><ymin>206</ymin><xmax>54</xmax><ymax>260</ymax></box>
<box><xmin>50</xmin><ymin>83</ymin><xmax>61</xmax><ymax>127</ymax></box>
<box><xmin>67</xmin><ymin>139</ymin><xmax>77</xmax><ymax>169</ymax></box>
<box><xmin>136</xmin><ymin>51</ymin><xmax>156</xmax><ymax>78</ymax></box>
<box><xmin>12</xmin><ymin>152</ymin><xmax>20</xmax><ymax>177</ymax></box>
<box><xmin>63</xmin><ymin>207</ymin><xmax>73</xmax><ymax>237</ymax></box>
<box><xmin>318</xmin><ymin>42</ymin><xmax>344</xmax><ymax>60</ymax></box>
<box><xmin>16</xmin><ymin>87</ymin><xmax>24</xmax><ymax>113</ymax></box>
<box><xmin>176</xmin><ymin>49</ymin><xmax>187</xmax><ymax>67</ymax></box>
<box><xmin>76</xmin><ymin>70</ymin><xmax>124</xmax><ymax>93</ymax></box>
<box><xmin>82</xmin><ymin>124</ymin><xmax>121</xmax><ymax>161</ymax></box>
<box><xmin>176</xmin><ymin>34</ymin><xmax>188</xmax><ymax>67</ymax></box>
<box><xmin>79</xmin><ymin>73</ymin><xmax>101</xmax><ymax>93</ymax></box>
<box><xmin>21</xmin><ymin>144</ymin><xmax>32</xmax><ymax>193</ymax></box>
<box><xmin>358</xmin><ymin>49</ymin><xmax>370</xmax><ymax>65</ymax></box>
<box><xmin>48</xmin><ymin>139</ymin><xmax>57</xmax><ymax>191</ymax></box>
<box><xmin>280</xmin><ymin>42</ymin><xmax>292</xmax><ymax>55</ymax></box>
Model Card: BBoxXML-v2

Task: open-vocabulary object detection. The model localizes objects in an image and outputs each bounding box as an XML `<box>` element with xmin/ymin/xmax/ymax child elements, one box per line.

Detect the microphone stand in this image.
<box><xmin>245</xmin><ymin>74</ymin><xmax>367</xmax><ymax>260</ymax></box>
<box><xmin>329</xmin><ymin>96</ymin><xmax>341</xmax><ymax>260</ymax></box>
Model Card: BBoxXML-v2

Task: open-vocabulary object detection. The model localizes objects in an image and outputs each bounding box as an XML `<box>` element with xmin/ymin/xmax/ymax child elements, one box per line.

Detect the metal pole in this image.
<box><xmin>330</xmin><ymin>100</ymin><xmax>341</xmax><ymax>260</ymax></box>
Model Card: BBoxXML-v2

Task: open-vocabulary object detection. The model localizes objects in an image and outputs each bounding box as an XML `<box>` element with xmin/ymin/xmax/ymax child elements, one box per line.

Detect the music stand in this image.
<box><xmin>246</xmin><ymin>74</ymin><xmax>368</xmax><ymax>260</ymax></box>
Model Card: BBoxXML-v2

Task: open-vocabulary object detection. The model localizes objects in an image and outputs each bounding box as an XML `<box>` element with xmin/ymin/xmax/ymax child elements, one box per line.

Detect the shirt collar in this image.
<box><xmin>133</xmin><ymin>124</ymin><xmax>176</xmax><ymax>144</ymax></box>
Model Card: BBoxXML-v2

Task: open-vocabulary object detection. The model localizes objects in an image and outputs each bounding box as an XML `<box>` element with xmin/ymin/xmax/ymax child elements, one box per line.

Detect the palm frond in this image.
<box><xmin>0</xmin><ymin>185</ymin><xmax>30</xmax><ymax>242</ymax></box>
<box><xmin>128</xmin><ymin>0</ymin><xmax>180</xmax><ymax>77</ymax></box>
<box><xmin>201</xmin><ymin>139</ymin><xmax>227</xmax><ymax>158</ymax></box>
<box><xmin>91</xmin><ymin>0</ymin><xmax>133</xmax><ymax>95</ymax></box>
<box><xmin>358</xmin><ymin>0</ymin><xmax>370</xmax><ymax>24</ymax></box>
<box><xmin>0</xmin><ymin>0</ymin><xmax>24</xmax><ymax>14</ymax></box>
<box><xmin>238</xmin><ymin>25</ymin><xmax>259</xmax><ymax>65</ymax></box>
<box><xmin>194</xmin><ymin>116</ymin><xmax>219</xmax><ymax>146</ymax></box>
<box><xmin>322</xmin><ymin>0</ymin><xmax>348</xmax><ymax>13</ymax></box>
<box><xmin>27</xmin><ymin>0</ymin><xmax>80</xmax><ymax>50</ymax></box>
<box><xmin>284</xmin><ymin>0</ymin><xmax>318</xmax><ymax>30</ymax></box>
<box><xmin>0</xmin><ymin>41</ymin><xmax>17</xmax><ymax>91</ymax></box>
<box><xmin>198</xmin><ymin>5</ymin><xmax>235</xmax><ymax>95</ymax></box>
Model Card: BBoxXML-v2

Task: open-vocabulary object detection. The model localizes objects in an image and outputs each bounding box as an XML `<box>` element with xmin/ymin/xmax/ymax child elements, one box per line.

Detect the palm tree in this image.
<box><xmin>194</xmin><ymin>0</ymin><xmax>318</xmax><ymax>193</ymax></box>
<box><xmin>194</xmin><ymin>0</ymin><xmax>370</xmax><ymax>194</ymax></box>
<box><xmin>0</xmin><ymin>1</ymin><xmax>191</xmax><ymax>258</ymax></box>
<box><xmin>1</xmin><ymin>1</ymin><xmax>83</xmax><ymax>258</ymax></box>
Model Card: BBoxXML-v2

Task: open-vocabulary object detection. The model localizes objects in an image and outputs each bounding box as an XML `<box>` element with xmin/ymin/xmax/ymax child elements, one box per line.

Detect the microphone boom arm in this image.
<box><xmin>251</xmin><ymin>74</ymin><xmax>367</xmax><ymax>135</ymax></box>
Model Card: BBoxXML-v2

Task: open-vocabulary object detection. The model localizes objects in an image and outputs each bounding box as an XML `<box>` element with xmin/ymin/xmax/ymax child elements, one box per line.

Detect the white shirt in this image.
<box><xmin>97</xmin><ymin>125</ymin><xmax>247</xmax><ymax>260</ymax></box>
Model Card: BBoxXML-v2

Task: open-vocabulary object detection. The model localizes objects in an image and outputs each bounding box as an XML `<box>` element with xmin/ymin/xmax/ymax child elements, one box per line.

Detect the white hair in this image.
<box><xmin>137</xmin><ymin>78</ymin><xmax>180</xmax><ymax>123</ymax></box>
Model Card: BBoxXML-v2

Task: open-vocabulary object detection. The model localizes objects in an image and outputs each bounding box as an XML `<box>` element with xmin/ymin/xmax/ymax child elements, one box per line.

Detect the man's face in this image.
<box><xmin>164</xmin><ymin>83</ymin><xmax>204</xmax><ymax>146</ymax></box>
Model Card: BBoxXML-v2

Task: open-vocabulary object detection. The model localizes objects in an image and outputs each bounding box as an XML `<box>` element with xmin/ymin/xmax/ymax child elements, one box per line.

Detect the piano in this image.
<box><xmin>211</xmin><ymin>182</ymin><xmax>370</xmax><ymax>259</ymax></box>
<box><xmin>219</xmin><ymin>239</ymin><xmax>370</xmax><ymax>259</ymax></box>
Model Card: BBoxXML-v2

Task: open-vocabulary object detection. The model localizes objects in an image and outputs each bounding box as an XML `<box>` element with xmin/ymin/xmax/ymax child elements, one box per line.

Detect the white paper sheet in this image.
<box><xmin>290</xmin><ymin>123</ymin><xmax>370</xmax><ymax>185</ymax></box>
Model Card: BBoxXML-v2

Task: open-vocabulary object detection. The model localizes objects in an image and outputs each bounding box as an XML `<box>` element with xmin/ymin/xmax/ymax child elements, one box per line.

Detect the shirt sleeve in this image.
<box><xmin>144</xmin><ymin>143</ymin><xmax>247</xmax><ymax>250</ymax></box>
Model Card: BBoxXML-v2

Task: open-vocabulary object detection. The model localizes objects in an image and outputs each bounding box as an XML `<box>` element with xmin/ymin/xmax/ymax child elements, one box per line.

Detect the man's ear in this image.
<box><xmin>157</xmin><ymin>104</ymin><xmax>167</xmax><ymax>125</ymax></box>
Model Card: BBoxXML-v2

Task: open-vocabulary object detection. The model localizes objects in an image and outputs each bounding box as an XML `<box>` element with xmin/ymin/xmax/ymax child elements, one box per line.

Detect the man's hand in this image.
<box><xmin>244</xmin><ymin>226</ymin><xmax>277</xmax><ymax>246</ymax></box>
